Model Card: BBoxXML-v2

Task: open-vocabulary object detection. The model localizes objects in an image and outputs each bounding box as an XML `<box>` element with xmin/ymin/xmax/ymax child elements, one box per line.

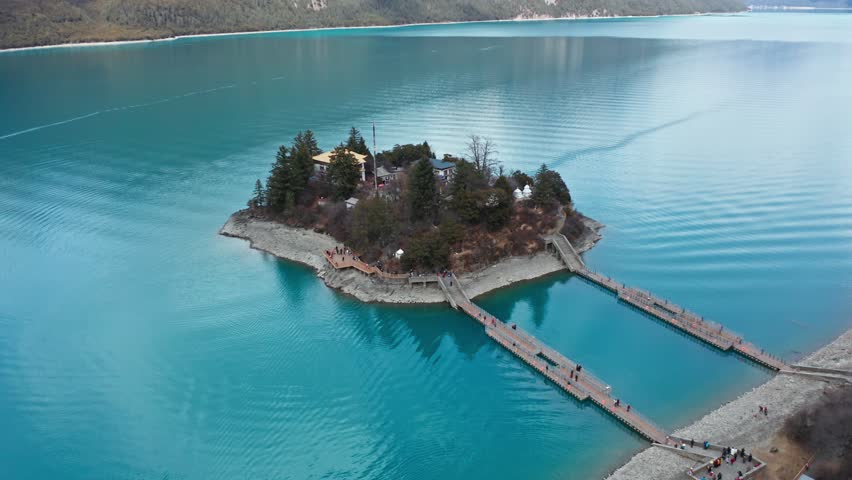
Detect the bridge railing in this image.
<box><xmin>618</xmin><ymin>289</ymin><xmax>743</xmax><ymax>345</ymax></box>
<box><xmin>465</xmin><ymin>288</ymin><xmax>670</xmax><ymax>444</ymax></box>
<box><xmin>558</xmin><ymin>233</ymin><xmax>586</xmax><ymax>267</ymax></box>
<box><xmin>579</xmin><ymin>269</ymin><xmax>624</xmax><ymax>290</ymax></box>
<box><xmin>324</xmin><ymin>251</ymin><xmax>410</xmax><ymax>280</ymax></box>
<box><xmin>481</xmin><ymin>314</ymin><xmax>614</xmax><ymax>397</ymax></box>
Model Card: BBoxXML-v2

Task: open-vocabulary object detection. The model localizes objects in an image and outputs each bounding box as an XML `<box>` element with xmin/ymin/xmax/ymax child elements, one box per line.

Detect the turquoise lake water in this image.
<box><xmin>1</xmin><ymin>12</ymin><xmax>851</xmax><ymax>480</ymax></box>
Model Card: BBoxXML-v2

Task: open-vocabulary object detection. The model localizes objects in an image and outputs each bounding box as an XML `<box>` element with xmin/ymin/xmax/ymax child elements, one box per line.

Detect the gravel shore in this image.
<box><xmin>219</xmin><ymin>209</ymin><xmax>603</xmax><ymax>303</ymax></box>
<box><xmin>606</xmin><ymin>329</ymin><xmax>852</xmax><ymax>480</ymax></box>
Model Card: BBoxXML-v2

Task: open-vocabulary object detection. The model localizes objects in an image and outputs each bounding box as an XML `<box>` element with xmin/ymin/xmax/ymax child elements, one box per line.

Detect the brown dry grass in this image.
<box><xmin>752</xmin><ymin>436</ymin><xmax>812</xmax><ymax>480</ymax></box>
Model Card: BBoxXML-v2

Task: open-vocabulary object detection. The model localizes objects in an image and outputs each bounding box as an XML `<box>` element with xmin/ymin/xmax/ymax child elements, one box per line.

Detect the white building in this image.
<box><xmin>430</xmin><ymin>158</ymin><xmax>456</xmax><ymax>179</ymax></box>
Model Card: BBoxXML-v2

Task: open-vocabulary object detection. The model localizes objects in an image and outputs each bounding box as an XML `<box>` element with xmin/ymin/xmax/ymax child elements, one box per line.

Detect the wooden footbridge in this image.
<box><xmin>437</xmin><ymin>273</ymin><xmax>671</xmax><ymax>444</ymax></box>
<box><xmin>543</xmin><ymin>234</ymin><xmax>787</xmax><ymax>371</ymax></box>
<box><xmin>322</xmin><ymin>237</ymin><xmax>798</xmax><ymax>447</ymax></box>
<box><xmin>324</xmin><ymin>250</ymin><xmax>438</xmax><ymax>285</ymax></box>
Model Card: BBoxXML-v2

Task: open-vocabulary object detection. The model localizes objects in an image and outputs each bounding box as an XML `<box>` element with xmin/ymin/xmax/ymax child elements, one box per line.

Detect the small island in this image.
<box><xmin>221</xmin><ymin>128</ymin><xmax>603</xmax><ymax>302</ymax></box>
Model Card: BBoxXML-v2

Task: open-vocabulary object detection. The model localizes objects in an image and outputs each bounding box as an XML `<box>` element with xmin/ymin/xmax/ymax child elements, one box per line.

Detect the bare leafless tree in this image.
<box><xmin>466</xmin><ymin>135</ymin><xmax>499</xmax><ymax>180</ymax></box>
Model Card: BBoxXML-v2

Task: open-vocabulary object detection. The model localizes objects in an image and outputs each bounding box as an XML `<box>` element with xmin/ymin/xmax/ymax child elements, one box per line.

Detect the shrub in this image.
<box><xmin>401</xmin><ymin>230</ymin><xmax>449</xmax><ymax>271</ymax></box>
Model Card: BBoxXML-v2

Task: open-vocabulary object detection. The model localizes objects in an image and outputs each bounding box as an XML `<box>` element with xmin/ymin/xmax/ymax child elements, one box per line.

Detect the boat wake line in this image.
<box><xmin>0</xmin><ymin>84</ymin><xmax>236</xmax><ymax>141</ymax></box>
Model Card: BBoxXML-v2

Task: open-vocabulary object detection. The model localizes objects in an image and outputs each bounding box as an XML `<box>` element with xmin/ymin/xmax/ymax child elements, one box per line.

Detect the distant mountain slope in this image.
<box><xmin>0</xmin><ymin>0</ymin><xmax>745</xmax><ymax>49</ymax></box>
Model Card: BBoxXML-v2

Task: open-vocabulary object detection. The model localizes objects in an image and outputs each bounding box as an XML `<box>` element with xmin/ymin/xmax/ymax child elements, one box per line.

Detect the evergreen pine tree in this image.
<box><xmin>511</xmin><ymin>170</ymin><xmax>534</xmax><ymax>190</ymax></box>
<box><xmin>327</xmin><ymin>148</ymin><xmax>361</xmax><ymax>200</ymax></box>
<box><xmin>347</xmin><ymin>127</ymin><xmax>361</xmax><ymax>146</ymax></box>
<box><xmin>266</xmin><ymin>145</ymin><xmax>293</xmax><ymax>210</ymax></box>
<box><xmin>250</xmin><ymin>179</ymin><xmax>266</xmax><ymax>208</ymax></box>
<box><xmin>494</xmin><ymin>175</ymin><xmax>513</xmax><ymax>197</ymax></box>
<box><xmin>531</xmin><ymin>163</ymin><xmax>571</xmax><ymax>207</ymax></box>
<box><xmin>449</xmin><ymin>159</ymin><xmax>486</xmax><ymax>223</ymax></box>
<box><xmin>357</xmin><ymin>136</ymin><xmax>369</xmax><ymax>156</ymax></box>
<box><xmin>349</xmin><ymin>196</ymin><xmax>397</xmax><ymax>250</ymax></box>
<box><xmin>300</xmin><ymin>130</ymin><xmax>321</xmax><ymax>156</ymax></box>
<box><xmin>408</xmin><ymin>158</ymin><xmax>439</xmax><ymax>223</ymax></box>
<box><xmin>484</xmin><ymin>188</ymin><xmax>511</xmax><ymax>231</ymax></box>
<box><xmin>289</xmin><ymin>130</ymin><xmax>322</xmax><ymax>202</ymax></box>
<box><xmin>422</xmin><ymin>141</ymin><xmax>436</xmax><ymax>159</ymax></box>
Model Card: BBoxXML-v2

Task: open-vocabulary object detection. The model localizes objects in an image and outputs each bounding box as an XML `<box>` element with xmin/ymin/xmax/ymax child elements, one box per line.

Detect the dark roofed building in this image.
<box><xmin>376</xmin><ymin>166</ymin><xmax>398</xmax><ymax>183</ymax></box>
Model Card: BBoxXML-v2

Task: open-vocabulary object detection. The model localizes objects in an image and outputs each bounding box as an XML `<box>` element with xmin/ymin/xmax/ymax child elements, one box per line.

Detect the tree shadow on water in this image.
<box><xmin>270</xmin><ymin>255</ymin><xmax>317</xmax><ymax>308</ymax></box>
<box><xmin>478</xmin><ymin>271</ymin><xmax>573</xmax><ymax>329</ymax></box>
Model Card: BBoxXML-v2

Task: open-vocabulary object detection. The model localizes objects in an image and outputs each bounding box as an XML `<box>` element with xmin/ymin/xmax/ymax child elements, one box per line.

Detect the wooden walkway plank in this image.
<box><xmin>439</xmin><ymin>273</ymin><xmax>669</xmax><ymax>445</ymax></box>
<box><xmin>320</xmin><ymin>239</ymin><xmax>784</xmax><ymax>445</ymax></box>
<box><xmin>324</xmin><ymin>250</ymin><xmax>409</xmax><ymax>279</ymax></box>
<box><xmin>541</xmin><ymin>235</ymin><xmax>787</xmax><ymax>371</ymax></box>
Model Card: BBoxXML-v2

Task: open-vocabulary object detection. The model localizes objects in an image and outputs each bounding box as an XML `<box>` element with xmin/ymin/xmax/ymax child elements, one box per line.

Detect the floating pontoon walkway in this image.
<box><xmin>437</xmin><ymin>274</ymin><xmax>670</xmax><ymax>444</ymax></box>
<box><xmin>322</xmin><ymin>238</ymin><xmax>801</xmax><ymax>455</ymax></box>
<box><xmin>543</xmin><ymin>234</ymin><xmax>787</xmax><ymax>371</ymax></box>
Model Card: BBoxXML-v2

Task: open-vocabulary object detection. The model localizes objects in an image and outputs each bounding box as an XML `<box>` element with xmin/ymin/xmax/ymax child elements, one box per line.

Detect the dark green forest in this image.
<box><xmin>1</xmin><ymin>0</ymin><xmax>744</xmax><ymax>49</ymax></box>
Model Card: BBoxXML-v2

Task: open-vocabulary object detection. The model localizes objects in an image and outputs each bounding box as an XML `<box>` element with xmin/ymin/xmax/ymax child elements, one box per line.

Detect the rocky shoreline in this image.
<box><xmin>219</xmin><ymin>209</ymin><xmax>603</xmax><ymax>303</ymax></box>
<box><xmin>606</xmin><ymin>329</ymin><xmax>852</xmax><ymax>480</ymax></box>
<box><xmin>1</xmin><ymin>12</ymin><xmax>739</xmax><ymax>52</ymax></box>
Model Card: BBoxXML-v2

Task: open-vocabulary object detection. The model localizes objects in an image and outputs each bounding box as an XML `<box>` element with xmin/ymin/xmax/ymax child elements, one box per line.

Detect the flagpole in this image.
<box><xmin>372</xmin><ymin>122</ymin><xmax>378</xmax><ymax>195</ymax></box>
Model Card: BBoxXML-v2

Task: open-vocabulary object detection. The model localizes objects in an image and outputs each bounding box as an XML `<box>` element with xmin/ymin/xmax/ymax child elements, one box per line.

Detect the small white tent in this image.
<box><xmin>394</xmin><ymin>249</ymin><xmax>404</xmax><ymax>259</ymax></box>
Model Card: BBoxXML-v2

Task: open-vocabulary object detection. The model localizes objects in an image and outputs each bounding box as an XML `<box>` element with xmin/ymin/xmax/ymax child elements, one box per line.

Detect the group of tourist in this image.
<box><xmin>331</xmin><ymin>246</ymin><xmax>352</xmax><ymax>256</ymax></box>
<box><xmin>327</xmin><ymin>246</ymin><xmax>358</xmax><ymax>262</ymax></box>
<box><xmin>567</xmin><ymin>364</ymin><xmax>582</xmax><ymax>382</ymax></box>
<box><xmin>687</xmin><ymin>445</ymin><xmax>756</xmax><ymax>480</ymax></box>
<box><xmin>327</xmin><ymin>246</ymin><xmax>392</xmax><ymax>273</ymax></box>
<box><xmin>757</xmin><ymin>405</ymin><xmax>769</xmax><ymax>416</ymax></box>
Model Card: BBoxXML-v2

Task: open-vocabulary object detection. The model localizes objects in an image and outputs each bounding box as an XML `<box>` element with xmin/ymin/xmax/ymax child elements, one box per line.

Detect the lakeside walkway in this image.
<box><xmin>437</xmin><ymin>273</ymin><xmax>670</xmax><ymax>444</ymax></box>
<box><xmin>436</xmin><ymin>271</ymin><xmax>775</xmax><ymax>478</ymax></box>
<box><xmin>316</xmin><ymin>239</ymin><xmax>823</xmax><ymax>478</ymax></box>
<box><xmin>542</xmin><ymin>234</ymin><xmax>787</xmax><ymax>371</ymax></box>
<box><xmin>324</xmin><ymin>249</ymin><xmax>424</xmax><ymax>282</ymax></box>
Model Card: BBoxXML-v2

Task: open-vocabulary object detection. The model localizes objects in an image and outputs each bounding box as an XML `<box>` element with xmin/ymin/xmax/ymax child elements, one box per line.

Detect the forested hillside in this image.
<box><xmin>0</xmin><ymin>0</ymin><xmax>745</xmax><ymax>49</ymax></box>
